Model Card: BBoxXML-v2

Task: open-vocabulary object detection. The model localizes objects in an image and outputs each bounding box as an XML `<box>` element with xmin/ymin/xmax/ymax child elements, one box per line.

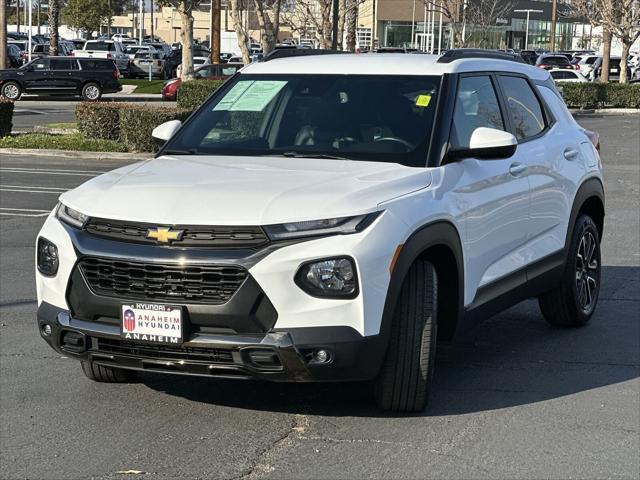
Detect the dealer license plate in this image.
<box><xmin>611</xmin><ymin>68</ymin><xmax>618</xmax><ymax>73</ymax></box>
<box><xmin>121</xmin><ymin>303</ymin><xmax>183</xmax><ymax>345</ymax></box>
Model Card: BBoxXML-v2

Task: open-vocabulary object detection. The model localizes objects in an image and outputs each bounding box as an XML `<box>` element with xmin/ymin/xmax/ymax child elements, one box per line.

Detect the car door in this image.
<box><xmin>496</xmin><ymin>74</ymin><xmax>573</xmax><ymax>268</ymax></box>
<box><xmin>449</xmin><ymin>74</ymin><xmax>531</xmax><ymax>297</ymax></box>
<box><xmin>48</xmin><ymin>58</ymin><xmax>77</xmax><ymax>90</ymax></box>
<box><xmin>21</xmin><ymin>58</ymin><xmax>51</xmax><ymax>91</ymax></box>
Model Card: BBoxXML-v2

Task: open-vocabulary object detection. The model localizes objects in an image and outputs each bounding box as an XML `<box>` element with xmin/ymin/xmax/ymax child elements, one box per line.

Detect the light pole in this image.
<box><xmin>411</xmin><ymin>0</ymin><xmax>416</xmax><ymax>48</ymax></box>
<box><xmin>139</xmin><ymin>0</ymin><xmax>143</xmax><ymax>45</ymax></box>
<box><xmin>514</xmin><ymin>9</ymin><xmax>542</xmax><ymax>50</ymax></box>
<box><xmin>28</xmin><ymin>0</ymin><xmax>32</xmax><ymax>62</ymax></box>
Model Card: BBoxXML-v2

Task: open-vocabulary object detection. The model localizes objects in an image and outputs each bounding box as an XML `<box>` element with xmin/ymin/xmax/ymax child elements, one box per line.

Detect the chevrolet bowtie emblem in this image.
<box><xmin>146</xmin><ymin>227</ymin><xmax>184</xmax><ymax>243</ymax></box>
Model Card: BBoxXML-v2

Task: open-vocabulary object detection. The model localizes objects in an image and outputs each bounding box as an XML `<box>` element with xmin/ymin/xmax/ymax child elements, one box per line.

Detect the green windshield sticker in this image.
<box><xmin>229</xmin><ymin>81</ymin><xmax>287</xmax><ymax>111</ymax></box>
<box><xmin>213</xmin><ymin>80</ymin><xmax>287</xmax><ymax>112</ymax></box>
<box><xmin>212</xmin><ymin>80</ymin><xmax>254</xmax><ymax>111</ymax></box>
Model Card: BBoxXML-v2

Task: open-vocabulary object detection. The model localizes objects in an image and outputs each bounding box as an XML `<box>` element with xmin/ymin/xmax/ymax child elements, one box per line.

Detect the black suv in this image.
<box><xmin>0</xmin><ymin>57</ymin><xmax>122</xmax><ymax>101</ymax></box>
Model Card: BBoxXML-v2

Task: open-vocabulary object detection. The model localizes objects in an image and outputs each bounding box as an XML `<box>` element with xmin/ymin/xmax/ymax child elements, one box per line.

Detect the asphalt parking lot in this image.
<box><xmin>0</xmin><ymin>115</ymin><xmax>638</xmax><ymax>479</ymax></box>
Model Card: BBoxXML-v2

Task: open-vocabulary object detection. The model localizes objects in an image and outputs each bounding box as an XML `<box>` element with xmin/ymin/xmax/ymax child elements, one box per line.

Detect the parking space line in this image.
<box><xmin>0</xmin><ymin>167</ymin><xmax>104</xmax><ymax>176</ymax></box>
<box><xmin>1</xmin><ymin>207</ymin><xmax>51</xmax><ymax>217</ymax></box>
<box><xmin>0</xmin><ymin>188</ymin><xmax>64</xmax><ymax>194</ymax></box>
<box><xmin>1</xmin><ymin>184</ymin><xmax>67</xmax><ymax>191</ymax></box>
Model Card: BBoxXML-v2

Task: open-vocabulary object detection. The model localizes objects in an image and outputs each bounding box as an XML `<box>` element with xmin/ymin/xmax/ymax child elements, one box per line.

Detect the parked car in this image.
<box><xmin>129</xmin><ymin>52</ymin><xmax>165</xmax><ymax>79</ymax></box>
<box><xmin>161</xmin><ymin>62</ymin><xmax>242</xmax><ymax>101</ymax></box>
<box><xmin>574</xmin><ymin>54</ymin><xmax>600</xmax><ymax>78</ymax></box>
<box><xmin>536</xmin><ymin>54</ymin><xmax>573</xmax><ymax>70</ymax></box>
<box><xmin>125</xmin><ymin>44</ymin><xmax>158</xmax><ymax>60</ymax></box>
<box><xmin>30</xmin><ymin>42</ymin><xmax>73</xmax><ymax>60</ymax></box>
<box><xmin>549</xmin><ymin>68</ymin><xmax>589</xmax><ymax>83</ymax></box>
<box><xmin>0</xmin><ymin>57</ymin><xmax>121</xmax><ymax>101</ymax></box>
<box><xmin>193</xmin><ymin>56</ymin><xmax>211</xmax><ymax>67</ymax></box>
<box><xmin>8</xmin><ymin>40</ymin><xmax>28</xmax><ymax>64</ymax></box>
<box><xmin>73</xmin><ymin>40</ymin><xmax>130</xmax><ymax>76</ymax></box>
<box><xmin>5</xmin><ymin>44</ymin><xmax>22</xmax><ymax>68</ymax></box>
<box><xmin>520</xmin><ymin>50</ymin><xmax>539</xmax><ymax>65</ymax></box>
<box><xmin>590</xmin><ymin>57</ymin><xmax>631</xmax><ymax>82</ymax></box>
<box><xmin>35</xmin><ymin>50</ymin><xmax>604</xmax><ymax>413</ymax></box>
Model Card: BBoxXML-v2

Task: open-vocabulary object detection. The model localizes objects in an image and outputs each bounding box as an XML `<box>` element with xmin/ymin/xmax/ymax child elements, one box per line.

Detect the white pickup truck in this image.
<box><xmin>73</xmin><ymin>40</ymin><xmax>130</xmax><ymax>75</ymax></box>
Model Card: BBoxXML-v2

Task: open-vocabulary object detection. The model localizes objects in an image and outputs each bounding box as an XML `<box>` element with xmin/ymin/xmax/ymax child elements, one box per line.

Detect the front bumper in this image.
<box><xmin>38</xmin><ymin>302</ymin><xmax>385</xmax><ymax>382</ymax></box>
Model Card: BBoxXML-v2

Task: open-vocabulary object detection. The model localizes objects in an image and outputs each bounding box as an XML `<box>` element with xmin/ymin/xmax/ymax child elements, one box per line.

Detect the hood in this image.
<box><xmin>60</xmin><ymin>155</ymin><xmax>431</xmax><ymax>225</ymax></box>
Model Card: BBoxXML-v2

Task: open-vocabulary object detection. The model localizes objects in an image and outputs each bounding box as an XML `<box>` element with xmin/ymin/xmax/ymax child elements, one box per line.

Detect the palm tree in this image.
<box><xmin>48</xmin><ymin>0</ymin><xmax>60</xmax><ymax>55</ymax></box>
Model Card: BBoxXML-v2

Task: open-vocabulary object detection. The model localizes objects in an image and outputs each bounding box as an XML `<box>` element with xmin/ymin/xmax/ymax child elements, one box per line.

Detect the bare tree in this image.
<box><xmin>253</xmin><ymin>0</ymin><xmax>282</xmax><ymax>54</ymax></box>
<box><xmin>282</xmin><ymin>0</ymin><xmax>333</xmax><ymax>48</ymax></box>
<box><xmin>229</xmin><ymin>0</ymin><xmax>252</xmax><ymax>63</ymax></box>
<box><xmin>424</xmin><ymin>0</ymin><xmax>513</xmax><ymax>48</ymax></box>
<box><xmin>159</xmin><ymin>0</ymin><xmax>206</xmax><ymax>79</ymax></box>
<box><xmin>573</xmin><ymin>0</ymin><xmax>640</xmax><ymax>83</ymax></box>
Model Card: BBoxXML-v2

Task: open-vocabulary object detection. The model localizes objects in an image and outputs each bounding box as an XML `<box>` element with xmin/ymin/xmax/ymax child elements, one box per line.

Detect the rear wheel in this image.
<box><xmin>81</xmin><ymin>361</ymin><xmax>136</xmax><ymax>382</ymax></box>
<box><xmin>538</xmin><ymin>214</ymin><xmax>601</xmax><ymax>327</ymax></box>
<box><xmin>82</xmin><ymin>82</ymin><xmax>102</xmax><ymax>101</ymax></box>
<box><xmin>374</xmin><ymin>260</ymin><xmax>437</xmax><ymax>412</ymax></box>
<box><xmin>1</xmin><ymin>81</ymin><xmax>22</xmax><ymax>100</ymax></box>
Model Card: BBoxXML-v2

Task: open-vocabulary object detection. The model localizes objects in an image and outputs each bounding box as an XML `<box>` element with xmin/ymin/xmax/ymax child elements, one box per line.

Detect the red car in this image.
<box><xmin>162</xmin><ymin>63</ymin><xmax>242</xmax><ymax>101</ymax></box>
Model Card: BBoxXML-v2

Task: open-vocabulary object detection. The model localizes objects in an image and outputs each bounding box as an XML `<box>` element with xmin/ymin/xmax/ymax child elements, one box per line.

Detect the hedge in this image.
<box><xmin>0</xmin><ymin>98</ymin><xmax>15</xmax><ymax>137</ymax></box>
<box><xmin>119</xmin><ymin>105</ymin><xmax>191</xmax><ymax>152</ymax></box>
<box><xmin>177</xmin><ymin>80</ymin><xmax>224</xmax><ymax>110</ymax></box>
<box><xmin>559</xmin><ymin>82</ymin><xmax>640</xmax><ymax>109</ymax></box>
<box><xmin>76</xmin><ymin>102</ymin><xmax>122</xmax><ymax>140</ymax></box>
<box><xmin>75</xmin><ymin>102</ymin><xmax>191</xmax><ymax>152</ymax></box>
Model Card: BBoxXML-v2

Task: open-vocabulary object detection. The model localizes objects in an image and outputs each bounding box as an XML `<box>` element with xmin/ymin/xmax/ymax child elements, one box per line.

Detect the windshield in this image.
<box><xmin>164</xmin><ymin>74</ymin><xmax>441</xmax><ymax>167</ymax></box>
<box><xmin>85</xmin><ymin>42</ymin><xmax>115</xmax><ymax>51</ymax></box>
<box><xmin>541</xmin><ymin>56</ymin><xmax>569</xmax><ymax>66</ymax></box>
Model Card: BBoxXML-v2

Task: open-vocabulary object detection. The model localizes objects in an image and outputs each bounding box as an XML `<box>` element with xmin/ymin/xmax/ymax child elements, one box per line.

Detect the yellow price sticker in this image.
<box><xmin>415</xmin><ymin>94</ymin><xmax>432</xmax><ymax>107</ymax></box>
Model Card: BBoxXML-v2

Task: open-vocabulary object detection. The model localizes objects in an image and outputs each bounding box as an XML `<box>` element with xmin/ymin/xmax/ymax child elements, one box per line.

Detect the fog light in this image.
<box><xmin>37</xmin><ymin>237</ymin><xmax>59</xmax><ymax>276</ymax></box>
<box><xmin>42</xmin><ymin>324</ymin><xmax>52</xmax><ymax>336</ymax></box>
<box><xmin>295</xmin><ymin>257</ymin><xmax>358</xmax><ymax>298</ymax></box>
<box><xmin>315</xmin><ymin>349</ymin><xmax>330</xmax><ymax>363</ymax></box>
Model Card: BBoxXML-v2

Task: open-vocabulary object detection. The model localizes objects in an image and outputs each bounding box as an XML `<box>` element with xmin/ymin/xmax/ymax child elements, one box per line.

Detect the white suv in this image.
<box><xmin>35</xmin><ymin>50</ymin><xmax>605</xmax><ymax>412</ymax></box>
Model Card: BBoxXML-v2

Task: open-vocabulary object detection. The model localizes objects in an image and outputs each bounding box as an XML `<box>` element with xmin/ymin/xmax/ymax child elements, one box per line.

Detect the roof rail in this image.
<box><xmin>261</xmin><ymin>48</ymin><xmax>348</xmax><ymax>62</ymax></box>
<box><xmin>437</xmin><ymin>49</ymin><xmax>525</xmax><ymax>64</ymax></box>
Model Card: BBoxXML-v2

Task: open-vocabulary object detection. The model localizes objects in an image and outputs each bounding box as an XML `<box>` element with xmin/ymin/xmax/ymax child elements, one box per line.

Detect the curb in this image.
<box><xmin>570</xmin><ymin>108</ymin><xmax>640</xmax><ymax>116</ymax></box>
<box><xmin>0</xmin><ymin>148</ymin><xmax>151</xmax><ymax>161</ymax></box>
<box><xmin>103</xmin><ymin>94</ymin><xmax>166</xmax><ymax>103</ymax></box>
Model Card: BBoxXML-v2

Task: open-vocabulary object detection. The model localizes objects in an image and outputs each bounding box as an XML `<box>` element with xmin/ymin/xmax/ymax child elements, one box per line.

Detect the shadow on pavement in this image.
<box><xmin>142</xmin><ymin>266</ymin><xmax>640</xmax><ymax>417</ymax></box>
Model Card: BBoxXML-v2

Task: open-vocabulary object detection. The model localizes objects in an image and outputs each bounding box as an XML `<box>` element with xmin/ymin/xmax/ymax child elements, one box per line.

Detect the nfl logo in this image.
<box><xmin>123</xmin><ymin>309</ymin><xmax>136</xmax><ymax>332</ymax></box>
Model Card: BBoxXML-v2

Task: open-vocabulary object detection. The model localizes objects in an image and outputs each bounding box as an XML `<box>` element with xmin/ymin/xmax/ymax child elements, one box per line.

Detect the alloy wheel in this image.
<box><xmin>575</xmin><ymin>231</ymin><xmax>599</xmax><ymax>312</ymax></box>
<box><xmin>3</xmin><ymin>84</ymin><xmax>19</xmax><ymax>100</ymax></box>
<box><xmin>85</xmin><ymin>86</ymin><xmax>99</xmax><ymax>100</ymax></box>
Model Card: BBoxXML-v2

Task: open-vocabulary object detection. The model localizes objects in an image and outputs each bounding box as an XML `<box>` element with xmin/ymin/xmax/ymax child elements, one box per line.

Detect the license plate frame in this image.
<box><xmin>121</xmin><ymin>303</ymin><xmax>184</xmax><ymax>345</ymax></box>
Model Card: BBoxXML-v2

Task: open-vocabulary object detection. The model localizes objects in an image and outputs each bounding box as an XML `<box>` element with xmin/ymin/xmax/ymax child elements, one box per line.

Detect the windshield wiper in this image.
<box><xmin>280</xmin><ymin>151</ymin><xmax>350</xmax><ymax>160</ymax></box>
<box><xmin>162</xmin><ymin>148</ymin><xmax>201</xmax><ymax>155</ymax></box>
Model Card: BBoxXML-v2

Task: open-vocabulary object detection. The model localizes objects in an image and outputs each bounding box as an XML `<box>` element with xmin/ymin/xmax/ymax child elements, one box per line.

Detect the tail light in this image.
<box><xmin>574</xmin><ymin>64</ymin><xmax>579</xmax><ymax>70</ymax></box>
<box><xmin>585</xmin><ymin>129</ymin><xmax>600</xmax><ymax>154</ymax></box>
<box><xmin>106</xmin><ymin>53</ymin><xmax>112</xmax><ymax>59</ymax></box>
<box><xmin>112</xmin><ymin>69</ymin><xmax>119</xmax><ymax>80</ymax></box>
<box><xmin>70</xmin><ymin>52</ymin><xmax>75</xmax><ymax>57</ymax></box>
<box><xmin>538</xmin><ymin>64</ymin><xmax>548</xmax><ymax>69</ymax></box>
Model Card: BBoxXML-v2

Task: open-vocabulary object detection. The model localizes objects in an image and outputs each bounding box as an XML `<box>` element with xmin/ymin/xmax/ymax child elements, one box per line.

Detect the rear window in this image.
<box><xmin>541</xmin><ymin>56</ymin><xmax>570</xmax><ymax>66</ymax></box>
<box><xmin>85</xmin><ymin>42</ymin><xmax>115</xmax><ymax>51</ymax></box>
<box><xmin>79</xmin><ymin>59</ymin><xmax>116</xmax><ymax>70</ymax></box>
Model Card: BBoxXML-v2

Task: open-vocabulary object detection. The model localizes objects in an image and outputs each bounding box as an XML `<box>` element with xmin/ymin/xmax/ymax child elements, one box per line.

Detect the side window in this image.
<box><xmin>50</xmin><ymin>59</ymin><xmax>71</xmax><ymax>70</ymax></box>
<box><xmin>451</xmin><ymin>75</ymin><xmax>505</xmax><ymax>149</ymax></box>
<box><xmin>31</xmin><ymin>59</ymin><xmax>49</xmax><ymax>70</ymax></box>
<box><xmin>499</xmin><ymin>76</ymin><xmax>546</xmax><ymax>141</ymax></box>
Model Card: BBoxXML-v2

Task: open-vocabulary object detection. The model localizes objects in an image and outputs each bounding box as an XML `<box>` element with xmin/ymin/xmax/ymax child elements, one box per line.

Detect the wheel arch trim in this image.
<box><xmin>567</xmin><ymin>177</ymin><xmax>605</xmax><ymax>249</ymax></box>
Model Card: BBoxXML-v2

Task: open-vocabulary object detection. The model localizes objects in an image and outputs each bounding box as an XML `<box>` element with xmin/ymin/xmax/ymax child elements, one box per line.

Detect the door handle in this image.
<box><xmin>509</xmin><ymin>162</ymin><xmax>527</xmax><ymax>177</ymax></box>
<box><xmin>564</xmin><ymin>148</ymin><xmax>580</xmax><ymax>160</ymax></box>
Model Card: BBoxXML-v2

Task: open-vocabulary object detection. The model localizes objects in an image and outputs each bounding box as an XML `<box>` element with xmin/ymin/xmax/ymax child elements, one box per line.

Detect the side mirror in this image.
<box><xmin>449</xmin><ymin>127</ymin><xmax>517</xmax><ymax>160</ymax></box>
<box><xmin>151</xmin><ymin>120</ymin><xmax>182</xmax><ymax>147</ymax></box>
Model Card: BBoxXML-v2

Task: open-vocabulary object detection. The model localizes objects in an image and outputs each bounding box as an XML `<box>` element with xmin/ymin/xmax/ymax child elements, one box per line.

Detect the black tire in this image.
<box><xmin>374</xmin><ymin>260</ymin><xmax>437</xmax><ymax>412</ymax></box>
<box><xmin>81</xmin><ymin>82</ymin><xmax>102</xmax><ymax>101</ymax></box>
<box><xmin>81</xmin><ymin>361</ymin><xmax>136</xmax><ymax>382</ymax></box>
<box><xmin>1</xmin><ymin>81</ymin><xmax>22</xmax><ymax>100</ymax></box>
<box><xmin>538</xmin><ymin>214</ymin><xmax>601</xmax><ymax>327</ymax></box>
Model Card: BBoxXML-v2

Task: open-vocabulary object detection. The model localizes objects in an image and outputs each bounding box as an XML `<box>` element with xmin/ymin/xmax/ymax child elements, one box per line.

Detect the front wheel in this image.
<box><xmin>538</xmin><ymin>214</ymin><xmax>601</xmax><ymax>327</ymax></box>
<box><xmin>374</xmin><ymin>260</ymin><xmax>437</xmax><ymax>412</ymax></box>
<box><xmin>82</xmin><ymin>82</ymin><xmax>102</xmax><ymax>101</ymax></box>
<box><xmin>1</xmin><ymin>81</ymin><xmax>22</xmax><ymax>100</ymax></box>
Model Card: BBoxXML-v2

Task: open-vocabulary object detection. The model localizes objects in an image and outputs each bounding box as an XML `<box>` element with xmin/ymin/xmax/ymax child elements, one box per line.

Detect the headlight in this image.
<box><xmin>295</xmin><ymin>257</ymin><xmax>358</xmax><ymax>299</ymax></box>
<box><xmin>263</xmin><ymin>213</ymin><xmax>380</xmax><ymax>241</ymax></box>
<box><xmin>37</xmin><ymin>237</ymin><xmax>59</xmax><ymax>276</ymax></box>
<box><xmin>56</xmin><ymin>203</ymin><xmax>89</xmax><ymax>228</ymax></box>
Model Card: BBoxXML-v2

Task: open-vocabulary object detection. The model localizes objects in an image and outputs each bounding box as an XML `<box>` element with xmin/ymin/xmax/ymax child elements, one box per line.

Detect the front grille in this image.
<box><xmin>79</xmin><ymin>257</ymin><xmax>248</xmax><ymax>304</ymax></box>
<box><xmin>84</xmin><ymin>218</ymin><xmax>269</xmax><ymax>249</ymax></box>
<box><xmin>95</xmin><ymin>338</ymin><xmax>235</xmax><ymax>363</ymax></box>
